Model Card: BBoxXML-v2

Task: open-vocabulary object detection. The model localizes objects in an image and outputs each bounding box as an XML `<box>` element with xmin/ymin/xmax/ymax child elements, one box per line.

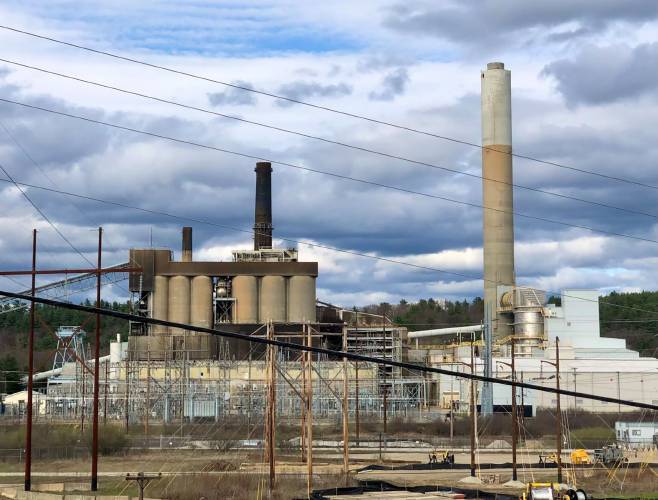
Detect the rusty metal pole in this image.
<box><xmin>91</xmin><ymin>227</ymin><xmax>102</xmax><ymax>491</ymax></box>
<box><xmin>24</xmin><ymin>229</ymin><xmax>37</xmax><ymax>492</ymax></box>
<box><xmin>342</xmin><ymin>326</ymin><xmax>349</xmax><ymax>479</ymax></box>
<box><xmin>556</xmin><ymin>337</ymin><xmax>562</xmax><ymax>484</ymax></box>
<box><xmin>511</xmin><ymin>339</ymin><xmax>517</xmax><ymax>482</ymax></box>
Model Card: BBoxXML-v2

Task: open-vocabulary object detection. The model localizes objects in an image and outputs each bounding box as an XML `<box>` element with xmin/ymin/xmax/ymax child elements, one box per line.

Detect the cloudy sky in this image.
<box><xmin>0</xmin><ymin>1</ymin><xmax>656</xmax><ymax>306</ymax></box>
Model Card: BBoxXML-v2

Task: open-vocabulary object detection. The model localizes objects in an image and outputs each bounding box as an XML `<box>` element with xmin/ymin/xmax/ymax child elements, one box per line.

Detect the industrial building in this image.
<box><xmin>4</xmin><ymin>62</ymin><xmax>657</xmax><ymax>424</ymax></box>
<box><xmin>405</xmin><ymin>62</ymin><xmax>658</xmax><ymax>416</ymax></box>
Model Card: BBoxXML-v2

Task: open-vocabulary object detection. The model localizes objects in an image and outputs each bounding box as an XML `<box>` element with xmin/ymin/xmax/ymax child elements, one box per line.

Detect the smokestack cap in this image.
<box><xmin>255</xmin><ymin>161</ymin><xmax>272</xmax><ymax>173</ymax></box>
<box><xmin>487</xmin><ymin>62</ymin><xmax>505</xmax><ymax>70</ymax></box>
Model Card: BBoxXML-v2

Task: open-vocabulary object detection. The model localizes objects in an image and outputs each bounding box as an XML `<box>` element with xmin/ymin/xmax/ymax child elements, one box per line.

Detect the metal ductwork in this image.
<box><xmin>254</xmin><ymin>162</ymin><xmax>273</xmax><ymax>250</ymax></box>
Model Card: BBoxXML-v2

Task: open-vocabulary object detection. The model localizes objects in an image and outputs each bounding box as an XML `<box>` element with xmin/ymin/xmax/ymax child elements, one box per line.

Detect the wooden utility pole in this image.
<box><xmin>91</xmin><ymin>227</ymin><xmax>102</xmax><ymax>491</ymax></box>
<box><xmin>126</xmin><ymin>472</ymin><xmax>161</xmax><ymax>500</ymax></box>
<box><xmin>354</xmin><ymin>309</ymin><xmax>360</xmax><ymax>447</ymax></box>
<box><xmin>145</xmin><ymin>349</ymin><xmax>150</xmax><ymax>439</ymax></box>
<box><xmin>306</xmin><ymin>324</ymin><xmax>313</xmax><ymax>498</ymax></box>
<box><xmin>266</xmin><ymin>321</ymin><xmax>277</xmax><ymax>491</ymax></box>
<box><xmin>124</xmin><ymin>357</ymin><xmax>130</xmax><ymax>432</ymax></box>
<box><xmin>342</xmin><ymin>326</ymin><xmax>349</xmax><ymax>478</ymax></box>
<box><xmin>469</xmin><ymin>339</ymin><xmax>476</xmax><ymax>478</ymax></box>
<box><xmin>24</xmin><ymin>229</ymin><xmax>36</xmax><ymax>492</ymax></box>
<box><xmin>511</xmin><ymin>339</ymin><xmax>518</xmax><ymax>482</ymax></box>
<box><xmin>542</xmin><ymin>338</ymin><xmax>563</xmax><ymax>484</ymax></box>
<box><xmin>300</xmin><ymin>341</ymin><xmax>307</xmax><ymax>463</ymax></box>
<box><xmin>555</xmin><ymin>337</ymin><xmax>562</xmax><ymax>484</ymax></box>
<box><xmin>355</xmin><ymin>362</ymin><xmax>360</xmax><ymax>447</ymax></box>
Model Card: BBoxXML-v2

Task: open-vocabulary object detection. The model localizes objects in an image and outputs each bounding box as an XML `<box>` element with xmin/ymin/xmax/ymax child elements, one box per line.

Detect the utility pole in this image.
<box><xmin>469</xmin><ymin>338</ymin><xmax>476</xmax><ymax>478</ymax></box>
<box><xmin>91</xmin><ymin>227</ymin><xmax>102</xmax><ymax>491</ymax></box>
<box><xmin>511</xmin><ymin>339</ymin><xmax>517</xmax><ymax>482</ymax></box>
<box><xmin>124</xmin><ymin>357</ymin><xmax>130</xmax><ymax>432</ymax></box>
<box><xmin>541</xmin><ymin>337</ymin><xmax>562</xmax><ymax>484</ymax></box>
<box><xmin>266</xmin><ymin>321</ymin><xmax>276</xmax><ymax>492</ymax></box>
<box><xmin>555</xmin><ymin>338</ymin><xmax>562</xmax><ymax>484</ymax></box>
<box><xmin>354</xmin><ymin>309</ymin><xmax>360</xmax><ymax>447</ymax></box>
<box><xmin>342</xmin><ymin>326</ymin><xmax>349</xmax><ymax>479</ymax></box>
<box><xmin>306</xmin><ymin>324</ymin><xmax>314</xmax><ymax>498</ymax></box>
<box><xmin>24</xmin><ymin>229</ymin><xmax>36</xmax><ymax>492</ymax></box>
<box><xmin>300</xmin><ymin>342</ymin><xmax>307</xmax><ymax>463</ymax></box>
<box><xmin>449</xmin><ymin>374</ymin><xmax>454</xmax><ymax>443</ymax></box>
<box><xmin>145</xmin><ymin>350</ymin><xmax>150</xmax><ymax>441</ymax></box>
<box><xmin>126</xmin><ymin>472</ymin><xmax>161</xmax><ymax>500</ymax></box>
<box><xmin>355</xmin><ymin>361</ymin><xmax>360</xmax><ymax>447</ymax></box>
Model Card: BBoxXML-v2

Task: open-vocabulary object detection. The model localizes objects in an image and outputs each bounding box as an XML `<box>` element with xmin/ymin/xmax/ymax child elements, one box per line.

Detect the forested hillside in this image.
<box><xmin>0</xmin><ymin>300</ymin><xmax>130</xmax><ymax>379</ymax></box>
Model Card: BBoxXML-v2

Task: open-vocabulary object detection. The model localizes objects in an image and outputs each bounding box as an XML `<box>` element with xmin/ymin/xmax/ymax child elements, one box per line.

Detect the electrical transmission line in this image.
<box><xmin>3</xmin><ymin>289</ymin><xmax>658</xmax><ymax>411</ymax></box>
<box><xmin>0</xmin><ymin>57</ymin><xmax>654</xmax><ymax>221</ymax></box>
<box><xmin>1</xmin><ymin>97</ymin><xmax>656</xmax><ymax>247</ymax></box>
<box><xmin>0</xmin><ymin>176</ymin><xmax>657</xmax><ymax>319</ymax></box>
<box><xmin>0</xmin><ymin>161</ymin><xmax>95</xmax><ymax>267</ymax></box>
<box><xmin>0</xmin><ymin>24</ymin><xmax>655</xmax><ymax>191</ymax></box>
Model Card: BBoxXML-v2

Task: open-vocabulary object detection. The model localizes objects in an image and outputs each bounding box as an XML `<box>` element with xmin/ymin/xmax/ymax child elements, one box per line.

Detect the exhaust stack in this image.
<box><xmin>254</xmin><ymin>162</ymin><xmax>273</xmax><ymax>250</ymax></box>
<box><xmin>182</xmin><ymin>226</ymin><xmax>193</xmax><ymax>262</ymax></box>
<box><xmin>481</xmin><ymin>62</ymin><xmax>515</xmax><ymax>342</ymax></box>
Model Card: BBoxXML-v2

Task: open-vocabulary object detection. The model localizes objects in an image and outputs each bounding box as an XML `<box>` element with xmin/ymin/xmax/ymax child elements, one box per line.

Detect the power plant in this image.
<box><xmin>4</xmin><ymin>62</ymin><xmax>658</xmax><ymax>427</ymax></box>
<box><xmin>127</xmin><ymin>161</ymin><xmax>318</xmax><ymax>361</ymax></box>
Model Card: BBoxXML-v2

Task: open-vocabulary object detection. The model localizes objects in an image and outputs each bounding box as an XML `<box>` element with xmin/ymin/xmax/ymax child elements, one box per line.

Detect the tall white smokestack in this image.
<box><xmin>481</xmin><ymin>62</ymin><xmax>515</xmax><ymax>342</ymax></box>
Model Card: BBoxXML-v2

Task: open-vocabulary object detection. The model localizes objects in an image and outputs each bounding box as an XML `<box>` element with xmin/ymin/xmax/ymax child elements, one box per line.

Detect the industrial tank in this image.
<box><xmin>512</xmin><ymin>287</ymin><xmax>545</xmax><ymax>356</ymax></box>
<box><xmin>288</xmin><ymin>276</ymin><xmax>316</xmax><ymax>322</ymax></box>
<box><xmin>232</xmin><ymin>275</ymin><xmax>258</xmax><ymax>323</ymax></box>
<box><xmin>168</xmin><ymin>275</ymin><xmax>191</xmax><ymax>334</ymax></box>
<box><xmin>190</xmin><ymin>275</ymin><xmax>213</xmax><ymax>328</ymax></box>
<box><xmin>152</xmin><ymin>275</ymin><xmax>169</xmax><ymax>335</ymax></box>
<box><xmin>259</xmin><ymin>275</ymin><xmax>286</xmax><ymax>322</ymax></box>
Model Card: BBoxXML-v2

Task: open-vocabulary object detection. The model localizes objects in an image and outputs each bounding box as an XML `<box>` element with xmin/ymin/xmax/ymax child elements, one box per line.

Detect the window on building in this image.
<box><xmin>632</xmin><ymin>430</ymin><xmax>641</xmax><ymax>436</ymax></box>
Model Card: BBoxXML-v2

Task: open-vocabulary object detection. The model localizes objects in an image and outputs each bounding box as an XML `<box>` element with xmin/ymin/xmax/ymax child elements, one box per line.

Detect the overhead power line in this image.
<box><xmin>1</xmin><ymin>96</ymin><xmax>656</xmax><ymax>247</ymax></box>
<box><xmin>0</xmin><ymin>24</ymin><xmax>655</xmax><ymax>191</ymax></box>
<box><xmin>0</xmin><ymin>121</ymin><xmax>135</xmax><ymax>297</ymax></box>
<box><xmin>3</xmin><ymin>289</ymin><xmax>657</xmax><ymax>411</ymax></box>
<box><xmin>0</xmin><ymin>160</ymin><xmax>95</xmax><ymax>267</ymax></box>
<box><xmin>1</xmin><ymin>57</ymin><xmax>654</xmax><ymax>221</ymax></box>
<box><xmin>0</xmin><ymin>176</ymin><xmax>656</xmax><ymax>319</ymax></box>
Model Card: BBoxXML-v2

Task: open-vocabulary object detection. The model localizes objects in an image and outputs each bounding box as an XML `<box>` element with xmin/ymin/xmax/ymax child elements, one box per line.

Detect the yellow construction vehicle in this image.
<box><xmin>570</xmin><ymin>449</ymin><xmax>592</xmax><ymax>465</ymax></box>
<box><xmin>427</xmin><ymin>449</ymin><xmax>455</xmax><ymax>465</ymax></box>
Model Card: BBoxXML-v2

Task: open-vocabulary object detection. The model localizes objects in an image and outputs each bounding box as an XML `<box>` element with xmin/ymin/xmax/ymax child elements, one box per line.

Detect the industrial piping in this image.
<box><xmin>481</xmin><ymin>62</ymin><xmax>515</xmax><ymax>342</ymax></box>
<box><xmin>22</xmin><ymin>355</ymin><xmax>110</xmax><ymax>383</ymax></box>
<box><xmin>408</xmin><ymin>324</ymin><xmax>483</xmax><ymax>339</ymax></box>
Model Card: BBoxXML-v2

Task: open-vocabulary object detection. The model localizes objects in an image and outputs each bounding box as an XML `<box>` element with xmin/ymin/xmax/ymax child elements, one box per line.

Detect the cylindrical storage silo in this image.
<box><xmin>259</xmin><ymin>275</ymin><xmax>286</xmax><ymax>322</ymax></box>
<box><xmin>190</xmin><ymin>275</ymin><xmax>213</xmax><ymax>328</ymax></box>
<box><xmin>152</xmin><ymin>275</ymin><xmax>169</xmax><ymax>335</ymax></box>
<box><xmin>168</xmin><ymin>275</ymin><xmax>190</xmax><ymax>334</ymax></box>
<box><xmin>232</xmin><ymin>275</ymin><xmax>258</xmax><ymax>323</ymax></box>
<box><xmin>288</xmin><ymin>276</ymin><xmax>316</xmax><ymax>322</ymax></box>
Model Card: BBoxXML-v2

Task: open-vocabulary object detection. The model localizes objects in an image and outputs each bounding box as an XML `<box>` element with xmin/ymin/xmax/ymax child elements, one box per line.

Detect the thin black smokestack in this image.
<box><xmin>254</xmin><ymin>162</ymin><xmax>273</xmax><ymax>250</ymax></box>
<box><xmin>182</xmin><ymin>226</ymin><xmax>193</xmax><ymax>262</ymax></box>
